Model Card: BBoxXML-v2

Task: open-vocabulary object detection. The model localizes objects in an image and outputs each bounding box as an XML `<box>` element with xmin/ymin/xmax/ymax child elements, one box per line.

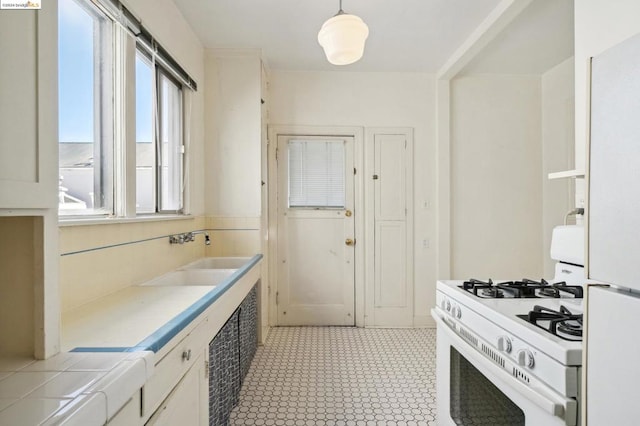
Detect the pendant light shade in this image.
<box><xmin>318</xmin><ymin>3</ymin><xmax>369</xmax><ymax>66</ymax></box>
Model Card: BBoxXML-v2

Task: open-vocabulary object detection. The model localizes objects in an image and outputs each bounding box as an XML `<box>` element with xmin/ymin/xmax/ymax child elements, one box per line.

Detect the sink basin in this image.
<box><xmin>141</xmin><ymin>269</ymin><xmax>235</xmax><ymax>287</ymax></box>
<box><xmin>180</xmin><ymin>257</ymin><xmax>251</xmax><ymax>270</ymax></box>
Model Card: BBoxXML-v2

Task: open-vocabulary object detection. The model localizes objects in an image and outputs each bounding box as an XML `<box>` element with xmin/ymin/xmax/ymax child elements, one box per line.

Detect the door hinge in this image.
<box><xmin>354</xmin><ymin>167</ymin><xmax>357</xmax><ymax>175</ymax></box>
<box><xmin>405</xmin><ymin>208</ymin><xmax>408</xmax><ymax>216</ymax></box>
<box><xmin>405</xmin><ymin>139</ymin><xmax>407</xmax><ymax>149</ymax></box>
<box><xmin>275</xmin><ymin>147</ymin><xmax>279</xmax><ymax>161</ymax></box>
<box><xmin>204</xmin><ymin>358</ymin><xmax>209</xmax><ymax>377</ymax></box>
<box><xmin>276</xmin><ymin>291</ymin><xmax>279</xmax><ymax>305</ymax></box>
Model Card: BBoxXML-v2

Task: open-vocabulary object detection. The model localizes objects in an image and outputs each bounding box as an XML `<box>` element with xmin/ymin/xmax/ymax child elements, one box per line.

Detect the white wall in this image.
<box><xmin>542</xmin><ymin>58</ymin><xmax>575</xmax><ymax>276</ymax></box>
<box><xmin>450</xmin><ymin>75</ymin><xmax>543</xmax><ymax>279</ymax></box>
<box><xmin>204</xmin><ymin>51</ymin><xmax>262</xmax><ymax>217</ymax></box>
<box><xmin>574</xmin><ymin>0</ymin><xmax>640</xmax><ymax>209</ymax></box>
<box><xmin>269</xmin><ymin>71</ymin><xmax>437</xmax><ymax>325</ymax></box>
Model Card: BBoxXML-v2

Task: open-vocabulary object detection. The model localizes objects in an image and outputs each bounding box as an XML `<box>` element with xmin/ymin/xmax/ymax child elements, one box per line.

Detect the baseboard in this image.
<box><xmin>259</xmin><ymin>325</ymin><xmax>270</xmax><ymax>344</ymax></box>
<box><xmin>414</xmin><ymin>314</ymin><xmax>436</xmax><ymax>328</ymax></box>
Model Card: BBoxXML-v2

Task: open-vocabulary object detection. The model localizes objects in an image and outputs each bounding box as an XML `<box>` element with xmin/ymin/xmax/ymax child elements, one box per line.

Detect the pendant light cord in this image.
<box><xmin>336</xmin><ymin>0</ymin><xmax>345</xmax><ymax>15</ymax></box>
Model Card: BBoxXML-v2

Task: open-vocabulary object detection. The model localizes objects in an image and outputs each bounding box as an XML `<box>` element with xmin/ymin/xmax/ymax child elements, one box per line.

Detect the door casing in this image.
<box><xmin>267</xmin><ymin>125</ymin><xmax>365</xmax><ymax>327</ymax></box>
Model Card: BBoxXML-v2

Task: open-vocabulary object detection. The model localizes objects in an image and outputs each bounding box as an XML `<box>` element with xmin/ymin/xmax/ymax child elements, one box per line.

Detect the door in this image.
<box><xmin>368</xmin><ymin>132</ymin><xmax>413</xmax><ymax>326</ymax></box>
<box><xmin>276</xmin><ymin>135</ymin><xmax>355</xmax><ymax>326</ymax></box>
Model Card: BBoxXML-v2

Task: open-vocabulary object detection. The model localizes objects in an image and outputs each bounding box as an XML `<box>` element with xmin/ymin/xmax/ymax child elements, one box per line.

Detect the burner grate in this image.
<box><xmin>517</xmin><ymin>305</ymin><xmax>583</xmax><ymax>341</ymax></box>
<box><xmin>460</xmin><ymin>277</ymin><xmax>583</xmax><ymax>299</ymax></box>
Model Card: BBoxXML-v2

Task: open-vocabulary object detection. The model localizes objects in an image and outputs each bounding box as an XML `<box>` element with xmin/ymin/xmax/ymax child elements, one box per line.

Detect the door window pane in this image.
<box><xmin>135</xmin><ymin>52</ymin><xmax>155</xmax><ymax>213</ymax></box>
<box><xmin>449</xmin><ymin>347</ymin><xmax>525</xmax><ymax>426</ymax></box>
<box><xmin>288</xmin><ymin>140</ymin><xmax>345</xmax><ymax>208</ymax></box>
<box><xmin>58</xmin><ymin>0</ymin><xmax>113</xmax><ymax>215</ymax></box>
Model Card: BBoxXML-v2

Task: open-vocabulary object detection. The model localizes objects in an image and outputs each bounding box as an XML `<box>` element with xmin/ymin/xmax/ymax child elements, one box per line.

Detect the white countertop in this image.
<box><xmin>1</xmin><ymin>254</ymin><xmax>263</xmax><ymax>425</ymax></box>
<box><xmin>0</xmin><ymin>351</ymin><xmax>153</xmax><ymax>426</ymax></box>
<box><xmin>61</xmin><ymin>285</ymin><xmax>214</xmax><ymax>351</ymax></box>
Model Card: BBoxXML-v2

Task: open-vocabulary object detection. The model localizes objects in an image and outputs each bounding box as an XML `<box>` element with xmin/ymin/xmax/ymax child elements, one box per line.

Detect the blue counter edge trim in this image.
<box><xmin>70</xmin><ymin>254</ymin><xmax>263</xmax><ymax>354</ymax></box>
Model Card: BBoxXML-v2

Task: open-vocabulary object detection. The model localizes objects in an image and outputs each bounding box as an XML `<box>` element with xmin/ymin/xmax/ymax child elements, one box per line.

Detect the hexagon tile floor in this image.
<box><xmin>230</xmin><ymin>327</ymin><xmax>437</xmax><ymax>426</ymax></box>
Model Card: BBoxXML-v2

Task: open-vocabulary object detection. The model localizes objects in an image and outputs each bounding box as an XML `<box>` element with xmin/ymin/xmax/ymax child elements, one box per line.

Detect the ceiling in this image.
<box><xmin>172</xmin><ymin>0</ymin><xmax>574</xmax><ymax>74</ymax></box>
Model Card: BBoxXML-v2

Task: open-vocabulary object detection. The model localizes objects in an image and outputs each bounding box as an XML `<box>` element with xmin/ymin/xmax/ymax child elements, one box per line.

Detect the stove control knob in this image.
<box><xmin>517</xmin><ymin>349</ymin><xmax>535</xmax><ymax>368</ymax></box>
<box><xmin>452</xmin><ymin>304</ymin><xmax>462</xmax><ymax>319</ymax></box>
<box><xmin>497</xmin><ymin>336</ymin><xmax>512</xmax><ymax>353</ymax></box>
<box><xmin>443</xmin><ymin>298</ymin><xmax>451</xmax><ymax>313</ymax></box>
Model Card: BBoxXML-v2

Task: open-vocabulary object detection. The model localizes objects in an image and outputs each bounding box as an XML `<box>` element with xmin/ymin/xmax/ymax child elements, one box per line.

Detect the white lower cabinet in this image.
<box><xmin>140</xmin><ymin>282</ymin><xmax>260</xmax><ymax>426</ymax></box>
<box><xmin>145</xmin><ymin>350</ymin><xmax>208</xmax><ymax>426</ymax></box>
<box><xmin>108</xmin><ymin>391</ymin><xmax>142</xmax><ymax>426</ymax></box>
<box><xmin>142</xmin><ymin>317</ymin><xmax>210</xmax><ymax>422</ymax></box>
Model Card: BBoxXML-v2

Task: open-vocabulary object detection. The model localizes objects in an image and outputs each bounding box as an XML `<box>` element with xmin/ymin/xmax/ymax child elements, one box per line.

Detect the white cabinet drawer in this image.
<box><xmin>142</xmin><ymin>316</ymin><xmax>210</xmax><ymax>421</ymax></box>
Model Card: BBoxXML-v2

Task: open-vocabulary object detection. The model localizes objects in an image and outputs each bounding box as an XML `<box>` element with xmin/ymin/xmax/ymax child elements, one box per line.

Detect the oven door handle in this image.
<box><xmin>433</xmin><ymin>311</ymin><xmax>576</xmax><ymax>425</ymax></box>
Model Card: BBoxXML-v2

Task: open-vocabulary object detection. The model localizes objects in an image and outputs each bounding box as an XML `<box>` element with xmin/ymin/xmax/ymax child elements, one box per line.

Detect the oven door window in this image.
<box><xmin>450</xmin><ymin>347</ymin><xmax>525</xmax><ymax>425</ymax></box>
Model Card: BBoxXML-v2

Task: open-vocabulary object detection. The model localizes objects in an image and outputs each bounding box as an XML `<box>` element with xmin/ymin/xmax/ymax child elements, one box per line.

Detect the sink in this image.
<box><xmin>141</xmin><ymin>269</ymin><xmax>235</xmax><ymax>287</ymax></box>
<box><xmin>180</xmin><ymin>257</ymin><xmax>251</xmax><ymax>270</ymax></box>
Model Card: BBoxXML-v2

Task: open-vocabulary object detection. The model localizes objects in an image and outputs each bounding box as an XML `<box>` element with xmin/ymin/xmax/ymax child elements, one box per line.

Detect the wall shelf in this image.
<box><xmin>548</xmin><ymin>169</ymin><xmax>585</xmax><ymax>180</ymax></box>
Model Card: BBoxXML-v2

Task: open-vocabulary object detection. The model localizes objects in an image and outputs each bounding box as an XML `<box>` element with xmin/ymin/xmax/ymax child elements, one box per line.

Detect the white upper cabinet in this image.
<box><xmin>0</xmin><ymin>3</ymin><xmax>57</xmax><ymax>209</ymax></box>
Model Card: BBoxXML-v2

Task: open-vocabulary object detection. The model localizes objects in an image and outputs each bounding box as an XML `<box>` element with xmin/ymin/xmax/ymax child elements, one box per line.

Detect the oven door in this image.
<box><xmin>432</xmin><ymin>309</ymin><xmax>577</xmax><ymax>426</ymax></box>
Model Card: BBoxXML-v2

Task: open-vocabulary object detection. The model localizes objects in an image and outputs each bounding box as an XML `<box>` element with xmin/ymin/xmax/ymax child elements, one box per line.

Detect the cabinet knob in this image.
<box><xmin>182</xmin><ymin>349</ymin><xmax>192</xmax><ymax>361</ymax></box>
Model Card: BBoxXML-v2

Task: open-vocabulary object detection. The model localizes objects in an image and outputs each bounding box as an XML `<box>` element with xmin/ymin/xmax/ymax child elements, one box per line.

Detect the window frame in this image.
<box><xmin>58</xmin><ymin>0</ymin><xmax>191</xmax><ymax>221</ymax></box>
<box><xmin>58</xmin><ymin>0</ymin><xmax>115</xmax><ymax>217</ymax></box>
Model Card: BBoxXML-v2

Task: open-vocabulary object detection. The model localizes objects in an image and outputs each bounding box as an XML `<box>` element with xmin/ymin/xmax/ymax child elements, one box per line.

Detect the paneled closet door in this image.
<box><xmin>0</xmin><ymin>4</ymin><xmax>57</xmax><ymax>209</ymax></box>
<box><xmin>367</xmin><ymin>131</ymin><xmax>414</xmax><ymax>327</ymax></box>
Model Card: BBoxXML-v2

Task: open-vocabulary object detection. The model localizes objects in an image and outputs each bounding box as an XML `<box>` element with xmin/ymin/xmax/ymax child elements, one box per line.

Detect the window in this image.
<box><xmin>158</xmin><ymin>73</ymin><xmax>183</xmax><ymax>212</ymax></box>
<box><xmin>58</xmin><ymin>0</ymin><xmax>113</xmax><ymax>215</ymax></box>
<box><xmin>135</xmin><ymin>52</ymin><xmax>155</xmax><ymax>213</ymax></box>
<box><xmin>135</xmin><ymin>53</ymin><xmax>184</xmax><ymax>214</ymax></box>
<box><xmin>288</xmin><ymin>140</ymin><xmax>345</xmax><ymax>208</ymax></box>
<box><xmin>58</xmin><ymin>0</ymin><xmax>194</xmax><ymax>218</ymax></box>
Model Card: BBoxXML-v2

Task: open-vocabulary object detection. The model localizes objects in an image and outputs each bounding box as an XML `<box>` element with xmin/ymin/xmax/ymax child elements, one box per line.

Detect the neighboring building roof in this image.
<box><xmin>59</xmin><ymin>142</ymin><xmax>155</xmax><ymax>167</ymax></box>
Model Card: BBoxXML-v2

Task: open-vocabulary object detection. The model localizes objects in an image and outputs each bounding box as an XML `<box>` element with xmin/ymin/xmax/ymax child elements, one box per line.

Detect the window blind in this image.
<box><xmin>288</xmin><ymin>140</ymin><xmax>345</xmax><ymax>208</ymax></box>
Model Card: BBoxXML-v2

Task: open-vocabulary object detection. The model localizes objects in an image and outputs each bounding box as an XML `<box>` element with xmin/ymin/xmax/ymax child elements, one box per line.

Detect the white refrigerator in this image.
<box><xmin>586</xmin><ymin>31</ymin><xmax>640</xmax><ymax>425</ymax></box>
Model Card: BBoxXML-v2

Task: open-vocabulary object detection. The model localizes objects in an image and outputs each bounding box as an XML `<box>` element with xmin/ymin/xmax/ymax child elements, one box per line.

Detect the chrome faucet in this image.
<box><xmin>169</xmin><ymin>230</ymin><xmax>210</xmax><ymax>245</ymax></box>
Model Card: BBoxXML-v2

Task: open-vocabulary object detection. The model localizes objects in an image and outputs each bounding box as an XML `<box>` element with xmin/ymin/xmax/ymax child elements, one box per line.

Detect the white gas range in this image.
<box><xmin>432</xmin><ymin>226</ymin><xmax>585</xmax><ymax>426</ymax></box>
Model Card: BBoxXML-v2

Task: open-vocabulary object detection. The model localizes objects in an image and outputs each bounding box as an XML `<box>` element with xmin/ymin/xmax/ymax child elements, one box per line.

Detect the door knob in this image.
<box><xmin>345</xmin><ymin>238</ymin><xmax>355</xmax><ymax>246</ymax></box>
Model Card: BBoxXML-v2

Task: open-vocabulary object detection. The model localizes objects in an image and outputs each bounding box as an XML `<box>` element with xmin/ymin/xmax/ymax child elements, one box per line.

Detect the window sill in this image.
<box><xmin>59</xmin><ymin>214</ymin><xmax>195</xmax><ymax>227</ymax></box>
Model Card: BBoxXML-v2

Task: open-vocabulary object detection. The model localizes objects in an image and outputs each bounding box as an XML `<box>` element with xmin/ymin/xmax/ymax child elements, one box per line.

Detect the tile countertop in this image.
<box><xmin>0</xmin><ymin>351</ymin><xmax>153</xmax><ymax>426</ymax></box>
<box><xmin>62</xmin><ymin>254</ymin><xmax>263</xmax><ymax>354</ymax></box>
<box><xmin>0</xmin><ymin>254</ymin><xmax>262</xmax><ymax>426</ymax></box>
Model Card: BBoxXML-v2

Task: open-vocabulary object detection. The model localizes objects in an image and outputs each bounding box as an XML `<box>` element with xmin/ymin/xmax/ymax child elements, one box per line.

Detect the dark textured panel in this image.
<box><xmin>209</xmin><ymin>310</ymin><xmax>240</xmax><ymax>426</ymax></box>
<box><xmin>239</xmin><ymin>284</ymin><xmax>258</xmax><ymax>383</ymax></box>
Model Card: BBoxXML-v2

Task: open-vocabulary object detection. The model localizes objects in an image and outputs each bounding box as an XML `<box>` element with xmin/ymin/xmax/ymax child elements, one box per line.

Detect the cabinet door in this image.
<box><xmin>107</xmin><ymin>390</ymin><xmax>141</xmax><ymax>426</ymax></box>
<box><xmin>146</xmin><ymin>350</ymin><xmax>208</xmax><ymax>426</ymax></box>
<box><xmin>0</xmin><ymin>3</ymin><xmax>57</xmax><ymax>209</ymax></box>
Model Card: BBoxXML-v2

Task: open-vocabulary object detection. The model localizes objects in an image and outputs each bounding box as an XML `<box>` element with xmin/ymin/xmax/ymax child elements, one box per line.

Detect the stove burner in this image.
<box><xmin>497</xmin><ymin>279</ymin><xmax>549</xmax><ymax>298</ymax></box>
<box><xmin>461</xmin><ymin>279</ymin><xmax>506</xmax><ymax>298</ymax></box>
<box><xmin>517</xmin><ymin>305</ymin><xmax>583</xmax><ymax>341</ymax></box>
<box><xmin>462</xmin><ymin>278</ymin><xmax>493</xmax><ymax>290</ymax></box>
<box><xmin>551</xmin><ymin>282</ymin><xmax>584</xmax><ymax>298</ymax></box>
<box><xmin>480</xmin><ymin>287</ymin><xmax>504</xmax><ymax>298</ymax></box>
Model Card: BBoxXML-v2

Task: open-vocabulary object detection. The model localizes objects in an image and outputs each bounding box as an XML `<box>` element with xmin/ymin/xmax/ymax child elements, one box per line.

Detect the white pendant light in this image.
<box><xmin>318</xmin><ymin>0</ymin><xmax>369</xmax><ymax>66</ymax></box>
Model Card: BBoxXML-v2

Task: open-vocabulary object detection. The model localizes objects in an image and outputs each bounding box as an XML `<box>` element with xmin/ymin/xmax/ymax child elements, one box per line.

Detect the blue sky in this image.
<box><xmin>58</xmin><ymin>0</ymin><xmax>153</xmax><ymax>143</ymax></box>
